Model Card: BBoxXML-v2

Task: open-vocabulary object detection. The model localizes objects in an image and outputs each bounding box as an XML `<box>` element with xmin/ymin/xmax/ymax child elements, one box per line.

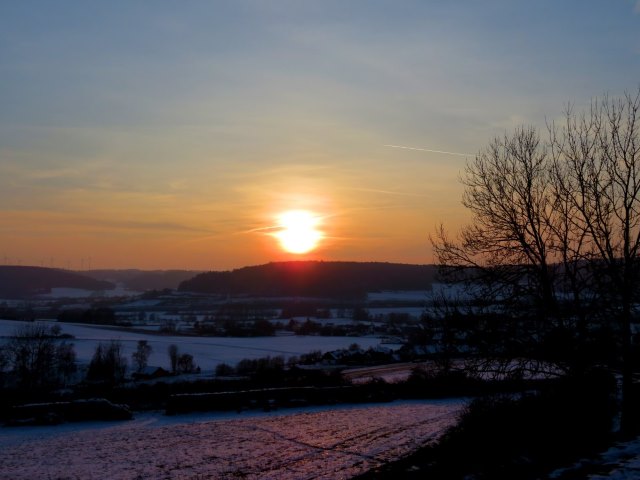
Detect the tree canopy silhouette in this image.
<box><xmin>432</xmin><ymin>88</ymin><xmax>640</xmax><ymax>435</ymax></box>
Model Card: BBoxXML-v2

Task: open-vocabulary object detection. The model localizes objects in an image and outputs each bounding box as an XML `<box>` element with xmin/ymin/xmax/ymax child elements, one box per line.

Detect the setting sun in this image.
<box><xmin>274</xmin><ymin>210</ymin><xmax>324</xmax><ymax>254</ymax></box>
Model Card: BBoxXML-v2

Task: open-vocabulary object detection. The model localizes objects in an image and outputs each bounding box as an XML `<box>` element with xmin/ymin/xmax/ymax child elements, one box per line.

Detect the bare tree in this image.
<box><xmin>0</xmin><ymin>344</ymin><xmax>9</xmax><ymax>386</ymax></box>
<box><xmin>5</xmin><ymin>322</ymin><xmax>76</xmax><ymax>388</ymax></box>
<box><xmin>177</xmin><ymin>353</ymin><xmax>196</xmax><ymax>374</ymax></box>
<box><xmin>132</xmin><ymin>340</ymin><xmax>152</xmax><ymax>373</ymax></box>
<box><xmin>168</xmin><ymin>344</ymin><xmax>179</xmax><ymax>374</ymax></box>
<box><xmin>87</xmin><ymin>340</ymin><xmax>127</xmax><ymax>384</ymax></box>
<box><xmin>7</xmin><ymin>323</ymin><xmax>55</xmax><ymax>388</ymax></box>
<box><xmin>55</xmin><ymin>341</ymin><xmax>77</xmax><ymax>384</ymax></box>
<box><xmin>431</xmin><ymin>127</ymin><xmax>561</xmax><ymax>380</ymax></box>
<box><xmin>549</xmin><ymin>89</ymin><xmax>640</xmax><ymax>433</ymax></box>
<box><xmin>433</xmin><ymin>127</ymin><xmax>557</xmax><ymax>316</ymax></box>
<box><xmin>432</xmin><ymin>88</ymin><xmax>640</xmax><ymax>434</ymax></box>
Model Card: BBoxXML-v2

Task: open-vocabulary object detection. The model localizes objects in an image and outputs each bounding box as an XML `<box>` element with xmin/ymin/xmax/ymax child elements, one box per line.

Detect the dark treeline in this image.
<box><xmin>178</xmin><ymin>261</ymin><xmax>438</xmax><ymax>297</ymax></box>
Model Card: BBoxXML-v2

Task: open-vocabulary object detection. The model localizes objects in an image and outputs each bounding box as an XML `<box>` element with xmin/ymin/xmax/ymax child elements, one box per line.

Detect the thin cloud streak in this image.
<box><xmin>351</xmin><ymin>187</ymin><xmax>429</xmax><ymax>198</ymax></box>
<box><xmin>383</xmin><ymin>144</ymin><xmax>474</xmax><ymax>157</ymax></box>
<box><xmin>0</xmin><ymin>210</ymin><xmax>212</xmax><ymax>234</ymax></box>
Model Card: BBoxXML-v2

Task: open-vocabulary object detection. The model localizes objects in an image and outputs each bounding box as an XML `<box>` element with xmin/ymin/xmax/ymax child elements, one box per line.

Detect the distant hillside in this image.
<box><xmin>0</xmin><ymin>266</ymin><xmax>115</xmax><ymax>298</ymax></box>
<box><xmin>178</xmin><ymin>261</ymin><xmax>438</xmax><ymax>298</ymax></box>
<box><xmin>84</xmin><ymin>269</ymin><xmax>202</xmax><ymax>291</ymax></box>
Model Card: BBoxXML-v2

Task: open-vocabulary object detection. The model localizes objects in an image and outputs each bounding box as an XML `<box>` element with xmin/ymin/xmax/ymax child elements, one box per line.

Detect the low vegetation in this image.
<box><xmin>358</xmin><ymin>370</ymin><xmax>616</xmax><ymax>479</ymax></box>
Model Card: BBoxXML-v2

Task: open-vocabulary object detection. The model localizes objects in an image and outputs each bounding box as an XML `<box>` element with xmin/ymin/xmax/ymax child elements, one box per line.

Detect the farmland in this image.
<box><xmin>0</xmin><ymin>400</ymin><xmax>465</xmax><ymax>479</ymax></box>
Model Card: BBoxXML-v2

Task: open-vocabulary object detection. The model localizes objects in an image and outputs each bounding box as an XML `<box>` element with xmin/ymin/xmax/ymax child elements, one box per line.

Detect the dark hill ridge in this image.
<box><xmin>178</xmin><ymin>261</ymin><xmax>437</xmax><ymax>298</ymax></box>
<box><xmin>0</xmin><ymin>266</ymin><xmax>115</xmax><ymax>298</ymax></box>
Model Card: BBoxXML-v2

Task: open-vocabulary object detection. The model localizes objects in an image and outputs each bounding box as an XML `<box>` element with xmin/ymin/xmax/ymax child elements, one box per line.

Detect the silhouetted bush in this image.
<box><xmin>215</xmin><ymin>363</ymin><xmax>235</xmax><ymax>376</ymax></box>
<box><xmin>236</xmin><ymin>355</ymin><xmax>284</xmax><ymax>380</ymax></box>
<box><xmin>177</xmin><ymin>353</ymin><xmax>197</xmax><ymax>374</ymax></box>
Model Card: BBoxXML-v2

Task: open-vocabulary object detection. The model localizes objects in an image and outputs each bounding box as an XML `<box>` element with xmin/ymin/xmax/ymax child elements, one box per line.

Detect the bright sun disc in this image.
<box><xmin>275</xmin><ymin>210</ymin><xmax>323</xmax><ymax>254</ymax></box>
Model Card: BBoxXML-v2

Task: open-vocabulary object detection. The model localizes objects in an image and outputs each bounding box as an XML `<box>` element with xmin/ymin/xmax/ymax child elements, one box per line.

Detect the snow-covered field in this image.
<box><xmin>367</xmin><ymin>291</ymin><xmax>430</xmax><ymax>302</ymax></box>
<box><xmin>38</xmin><ymin>285</ymin><xmax>142</xmax><ymax>299</ymax></box>
<box><xmin>0</xmin><ymin>400</ymin><xmax>465</xmax><ymax>480</ymax></box>
<box><xmin>0</xmin><ymin>320</ymin><xmax>390</xmax><ymax>372</ymax></box>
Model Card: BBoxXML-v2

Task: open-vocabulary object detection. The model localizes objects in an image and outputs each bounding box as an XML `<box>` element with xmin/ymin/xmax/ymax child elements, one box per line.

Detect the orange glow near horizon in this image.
<box><xmin>273</xmin><ymin>210</ymin><xmax>324</xmax><ymax>254</ymax></box>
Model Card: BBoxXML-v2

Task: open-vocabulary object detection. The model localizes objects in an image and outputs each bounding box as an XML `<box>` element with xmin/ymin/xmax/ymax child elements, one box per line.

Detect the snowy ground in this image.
<box><xmin>367</xmin><ymin>291</ymin><xmax>430</xmax><ymax>302</ymax></box>
<box><xmin>0</xmin><ymin>399</ymin><xmax>465</xmax><ymax>480</ymax></box>
<box><xmin>0</xmin><ymin>320</ymin><xmax>390</xmax><ymax>373</ymax></box>
<box><xmin>549</xmin><ymin>435</ymin><xmax>640</xmax><ymax>480</ymax></box>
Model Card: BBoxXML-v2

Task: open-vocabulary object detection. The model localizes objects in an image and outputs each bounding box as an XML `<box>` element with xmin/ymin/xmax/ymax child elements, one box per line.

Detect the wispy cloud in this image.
<box><xmin>351</xmin><ymin>187</ymin><xmax>430</xmax><ymax>198</ymax></box>
<box><xmin>242</xmin><ymin>225</ymin><xmax>281</xmax><ymax>234</ymax></box>
<box><xmin>0</xmin><ymin>210</ymin><xmax>212</xmax><ymax>235</ymax></box>
<box><xmin>82</xmin><ymin>219</ymin><xmax>213</xmax><ymax>234</ymax></box>
<box><xmin>383</xmin><ymin>145</ymin><xmax>473</xmax><ymax>157</ymax></box>
<box><xmin>635</xmin><ymin>0</ymin><xmax>640</xmax><ymax>13</ymax></box>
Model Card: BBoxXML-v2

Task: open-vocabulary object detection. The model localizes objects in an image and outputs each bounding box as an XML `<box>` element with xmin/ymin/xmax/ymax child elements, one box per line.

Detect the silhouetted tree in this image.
<box><xmin>0</xmin><ymin>344</ymin><xmax>8</xmax><ymax>373</ymax></box>
<box><xmin>168</xmin><ymin>344</ymin><xmax>179</xmax><ymax>374</ymax></box>
<box><xmin>5</xmin><ymin>322</ymin><xmax>76</xmax><ymax>388</ymax></box>
<box><xmin>87</xmin><ymin>340</ymin><xmax>127</xmax><ymax>384</ymax></box>
<box><xmin>132</xmin><ymin>340</ymin><xmax>152</xmax><ymax>373</ymax></box>
<box><xmin>432</xmin><ymin>126</ymin><xmax>556</xmax><ymax>318</ymax></box>
<box><xmin>177</xmin><ymin>353</ymin><xmax>196</xmax><ymax>374</ymax></box>
<box><xmin>549</xmin><ymin>89</ymin><xmax>640</xmax><ymax>433</ymax></box>
<box><xmin>55</xmin><ymin>341</ymin><xmax>77</xmax><ymax>384</ymax></box>
<box><xmin>432</xmin><ymin>88</ymin><xmax>640</xmax><ymax>435</ymax></box>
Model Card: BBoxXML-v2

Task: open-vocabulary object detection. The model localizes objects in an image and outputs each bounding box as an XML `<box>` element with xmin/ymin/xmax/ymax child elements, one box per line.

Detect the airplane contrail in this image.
<box><xmin>383</xmin><ymin>144</ymin><xmax>474</xmax><ymax>157</ymax></box>
<box><xmin>352</xmin><ymin>187</ymin><xmax>429</xmax><ymax>198</ymax></box>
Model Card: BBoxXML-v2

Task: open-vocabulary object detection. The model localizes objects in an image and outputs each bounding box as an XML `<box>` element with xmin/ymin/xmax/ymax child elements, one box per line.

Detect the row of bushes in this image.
<box><xmin>357</xmin><ymin>369</ymin><xmax>618</xmax><ymax>480</ymax></box>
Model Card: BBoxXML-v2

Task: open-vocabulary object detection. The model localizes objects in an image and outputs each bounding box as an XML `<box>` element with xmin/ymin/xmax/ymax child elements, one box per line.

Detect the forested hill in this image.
<box><xmin>0</xmin><ymin>266</ymin><xmax>115</xmax><ymax>298</ymax></box>
<box><xmin>178</xmin><ymin>261</ymin><xmax>437</xmax><ymax>298</ymax></box>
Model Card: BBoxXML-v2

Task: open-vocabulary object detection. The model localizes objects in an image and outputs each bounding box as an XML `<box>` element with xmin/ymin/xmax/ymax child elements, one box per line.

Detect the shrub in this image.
<box><xmin>177</xmin><ymin>353</ymin><xmax>196</xmax><ymax>374</ymax></box>
<box><xmin>215</xmin><ymin>363</ymin><xmax>235</xmax><ymax>376</ymax></box>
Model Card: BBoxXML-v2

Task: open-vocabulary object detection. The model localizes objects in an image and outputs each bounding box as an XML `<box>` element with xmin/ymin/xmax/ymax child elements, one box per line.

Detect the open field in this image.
<box><xmin>0</xmin><ymin>400</ymin><xmax>465</xmax><ymax>480</ymax></box>
<box><xmin>0</xmin><ymin>319</ymin><xmax>392</xmax><ymax>372</ymax></box>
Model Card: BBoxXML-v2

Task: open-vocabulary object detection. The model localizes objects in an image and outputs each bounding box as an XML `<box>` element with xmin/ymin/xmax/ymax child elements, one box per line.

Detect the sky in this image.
<box><xmin>1</xmin><ymin>1</ymin><xmax>639</xmax><ymax>271</ymax></box>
